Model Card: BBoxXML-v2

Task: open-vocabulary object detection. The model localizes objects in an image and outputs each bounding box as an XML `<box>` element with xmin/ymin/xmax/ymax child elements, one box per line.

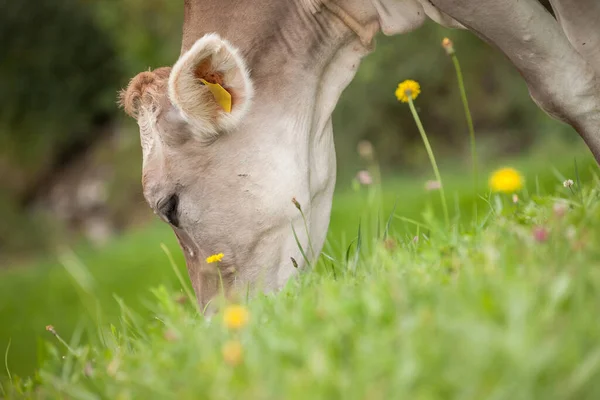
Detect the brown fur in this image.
<box><xmin>118</xmin><ymin>67</ymin><xmax>172</xmax><ymax>118</ymax></box>
<box><xmin>194</xmin><ymin>59</ymin><xmax>224</xmax><ymax>86</ymax></box>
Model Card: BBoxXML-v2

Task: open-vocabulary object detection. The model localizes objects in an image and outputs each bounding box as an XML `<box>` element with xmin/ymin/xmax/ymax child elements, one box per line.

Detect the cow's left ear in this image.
<box><xmin>168</xmin><ymin>33</ymin><xmax>254</xmax><ymax>140</ymax></box>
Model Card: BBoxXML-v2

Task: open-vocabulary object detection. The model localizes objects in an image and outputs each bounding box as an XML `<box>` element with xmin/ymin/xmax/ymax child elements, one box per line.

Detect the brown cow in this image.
<box><xmin>120</xmin><ymin>0</ymin><xmax>600</xmax><ymax>311</ymax></box>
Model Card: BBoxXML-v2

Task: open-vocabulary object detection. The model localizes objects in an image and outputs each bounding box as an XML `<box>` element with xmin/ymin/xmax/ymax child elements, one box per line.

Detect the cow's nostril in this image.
<box><xmin>158</xmin><ymin>193</ymin><xmax>180</xmax><ymax>227</ymax></box>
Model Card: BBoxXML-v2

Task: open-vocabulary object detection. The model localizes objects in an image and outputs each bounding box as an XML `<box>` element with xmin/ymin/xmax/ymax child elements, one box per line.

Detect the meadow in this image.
<box><xmin>1</xmin><ymin>135</ymin><xmax>600</xmax><ymax>398</ymax></box>
<box><xmin>2</xmin><ymin>41</ymin><xmax>600</xmax><ymax>396</ymax></box>
<box><xmin>4</xmin><ymin>2</ymin><xmax>600</xmax><ymax>397</ymax></box>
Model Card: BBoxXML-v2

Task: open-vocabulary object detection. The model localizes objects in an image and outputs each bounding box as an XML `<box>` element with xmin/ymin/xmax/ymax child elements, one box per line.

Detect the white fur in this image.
<box><xmin>168</xmin><ymin>33</ymin><xmax>254</xmax><ymax>140</ymax></box>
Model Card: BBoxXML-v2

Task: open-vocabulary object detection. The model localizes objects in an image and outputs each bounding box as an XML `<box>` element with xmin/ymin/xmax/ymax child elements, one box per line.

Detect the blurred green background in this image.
<box><xmin>0</xmin><ymin>0</ymin><xmax>593</xmax><ymax>378</ymax></box>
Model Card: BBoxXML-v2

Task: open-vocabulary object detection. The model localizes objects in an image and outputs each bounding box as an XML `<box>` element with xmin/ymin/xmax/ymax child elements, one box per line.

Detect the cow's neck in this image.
<box><xmin>181</xmin><ymin>1</ymin><xmax>380</xmax><ymax>100</ymax></box>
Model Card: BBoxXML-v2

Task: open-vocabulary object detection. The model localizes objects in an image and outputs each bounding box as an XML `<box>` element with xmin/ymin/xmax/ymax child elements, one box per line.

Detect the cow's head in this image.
<box><xmin>120</xmin><ymin>33</ymin><xmax>340</xmax><ymax>309</ymax></box>
<box><xmin>117</xmin><ymin>0</ymin><xmax>434</xmax><ymax>310</ymax></box>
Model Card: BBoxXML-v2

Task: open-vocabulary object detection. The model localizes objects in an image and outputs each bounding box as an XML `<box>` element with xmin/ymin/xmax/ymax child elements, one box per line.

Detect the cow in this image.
<box><xmin>119</xmin><ymin>0</ymin><xmax>600</xmax><ymax>311</ymax></box>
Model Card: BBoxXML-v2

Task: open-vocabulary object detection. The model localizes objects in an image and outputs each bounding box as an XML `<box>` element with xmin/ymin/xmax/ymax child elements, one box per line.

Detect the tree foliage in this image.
<box><xmin>0</xmin><ymin>0</ymin><xmax>121</xmax><ymax>187</ymax></box>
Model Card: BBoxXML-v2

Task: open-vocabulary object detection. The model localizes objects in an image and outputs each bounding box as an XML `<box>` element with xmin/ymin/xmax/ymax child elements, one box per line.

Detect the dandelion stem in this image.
<box><xmin>449</xmin><ymin>53</ymin><xmax>478</xmax><ymax>221</ymax></box>
<box><xmin>407</xmin><ymin>96</ymin><xmax>449</xmax><ymax>226</ymax></box>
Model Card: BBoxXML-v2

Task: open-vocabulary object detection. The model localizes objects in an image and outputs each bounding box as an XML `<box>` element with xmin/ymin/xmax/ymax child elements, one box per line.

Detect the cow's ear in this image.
<box><xmin>168</xmin><ymin>33</ymin><xmax>254</xmax><ymax>140</ymax></box>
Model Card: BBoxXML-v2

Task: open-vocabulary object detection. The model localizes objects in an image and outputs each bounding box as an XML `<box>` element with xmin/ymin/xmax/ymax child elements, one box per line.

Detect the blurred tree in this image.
<box><xmin>91</xmin><ymin>0</ymin><xmax>183</xmax><ymax>77</ymax></box>
<box><xmin>0</xmin><ymin>0</ymin><xmax>120</xmax><ymax>189</ymax></box>
<box><xmin>0</xmin><ymin>0</ymin><xmax>121</xmax><ymax>252</ymax></box>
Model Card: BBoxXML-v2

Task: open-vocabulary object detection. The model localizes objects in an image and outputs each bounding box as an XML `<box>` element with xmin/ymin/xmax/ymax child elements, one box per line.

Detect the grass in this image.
<box><xmin>1</xmin><ymin>139</ymin><xmax>600</xmax><ymax>398</ymax></box>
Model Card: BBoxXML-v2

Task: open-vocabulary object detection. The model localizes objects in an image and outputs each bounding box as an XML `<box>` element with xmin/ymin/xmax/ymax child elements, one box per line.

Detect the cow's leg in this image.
<box><xmin>549</xmin><ymin>0</ymin><xmax>600</xmax><ymax>76</ymax></box>
<box><xmin>428</xmin><ymin>0</ymin><xmax>600</xmax><ymax>162</ymax></box>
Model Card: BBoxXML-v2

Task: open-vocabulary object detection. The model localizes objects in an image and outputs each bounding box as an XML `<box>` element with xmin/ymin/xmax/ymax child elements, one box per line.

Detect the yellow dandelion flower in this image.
<box><xmin>395</xmin><ymin>80</ymin><xmax>421</xmax><ymax>103</ymax></box>
<box><xmin>489</xmin><ymin>167</ymin><xmax>524</xmax><ymax>193</ymax></box>
<box><xmin>206</xmin><ymin>253</ymin><xmax>224</xmax><ymax>263</ymax></box>
<box><xmin>223</xmin><ymin>304</ymin><xmax>249</xmax><ymax>330</ymax></box>
<box><xmin>222</xmin><ymin>340</ymin><xmax>243</xmax><ymax>366</ymax></box>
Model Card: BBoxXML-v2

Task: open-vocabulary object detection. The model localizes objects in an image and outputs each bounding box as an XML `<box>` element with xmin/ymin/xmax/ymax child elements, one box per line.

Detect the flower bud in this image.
<box><xmin>442</xmin><ymin>37</ymin><xmax>455</xmax><ymax>55</ymax></box>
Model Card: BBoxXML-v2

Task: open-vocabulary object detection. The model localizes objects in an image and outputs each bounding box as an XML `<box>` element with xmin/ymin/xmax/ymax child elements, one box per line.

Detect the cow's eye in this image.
<box><xmin>158</xmin><ymin>194</ymin><xmax>179</xmax><ymax>227</ymax></box>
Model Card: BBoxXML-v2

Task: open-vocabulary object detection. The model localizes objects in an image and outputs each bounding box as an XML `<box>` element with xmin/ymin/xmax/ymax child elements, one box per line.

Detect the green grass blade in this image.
<box><xmin>383</xmin><ymin>197</ymin><xmax>399</xmax><ymax>240</ymax></box>
<box><xmin>4</xmin><ymin>338</ymin><xmax>11</xmax><ymax>382</ymax></box>
<box><xmin>291</xmin><ymin>223</ymin><xmax>311</xmax><ymax>268</ymax></box>
<box><xmin>160</xmin><ymin>243</ymin><xmax>201</xmax><ymax>315</ymax></box>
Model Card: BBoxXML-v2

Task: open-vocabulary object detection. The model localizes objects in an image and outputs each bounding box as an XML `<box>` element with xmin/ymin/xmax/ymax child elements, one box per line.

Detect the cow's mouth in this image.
<box><xmin>171</xmin><ymin>227</ymin><xmax>239</xmax><ymax>312</ymax></box>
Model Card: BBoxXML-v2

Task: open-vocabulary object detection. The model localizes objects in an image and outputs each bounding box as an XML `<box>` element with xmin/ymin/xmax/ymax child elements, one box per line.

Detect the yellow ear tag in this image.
<box><xmin>199</xmin><ymin>78</ymin><xmax>232</xmax><ymax>113</ymax></box>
